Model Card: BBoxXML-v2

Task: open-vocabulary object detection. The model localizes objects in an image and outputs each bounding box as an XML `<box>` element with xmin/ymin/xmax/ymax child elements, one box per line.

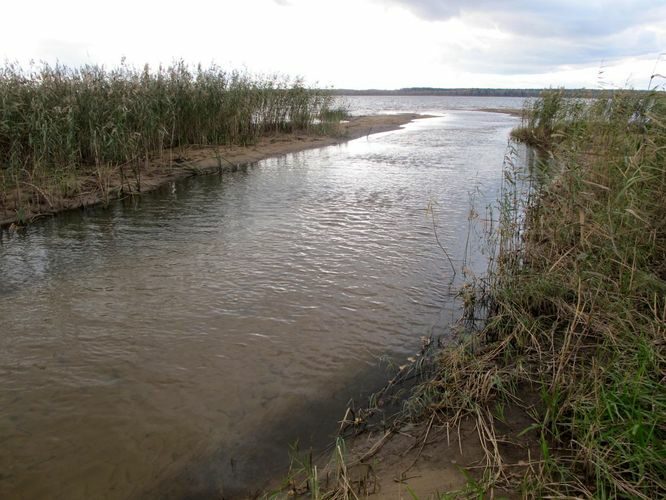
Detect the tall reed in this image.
<box><xmin>0</xmin><ymin>61</ymin><xmax>336</xmax><ymax>221</ymax></box>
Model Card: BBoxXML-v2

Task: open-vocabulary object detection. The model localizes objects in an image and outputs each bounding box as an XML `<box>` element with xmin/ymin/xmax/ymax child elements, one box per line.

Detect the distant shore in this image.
<box><xmin>0</xmin><ymin>114</ymin><xmax>424</xmax><ymax>228</ymax></box>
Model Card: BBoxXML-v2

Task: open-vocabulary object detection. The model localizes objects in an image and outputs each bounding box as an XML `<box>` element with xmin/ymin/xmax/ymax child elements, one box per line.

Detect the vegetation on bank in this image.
<box><xmin>429</xmin><ymin>88</ymin><xmax>665</xmax><ymax>497</ymax></box>
<box><xmin>277</xmin><ymin>89</ymin><xmax>665</xmax><ymax>498</ymax></box>
<box><xmin>0</xmin><ymin>61</ymin><xmax>338</xmax><ymax>224</ymax></box>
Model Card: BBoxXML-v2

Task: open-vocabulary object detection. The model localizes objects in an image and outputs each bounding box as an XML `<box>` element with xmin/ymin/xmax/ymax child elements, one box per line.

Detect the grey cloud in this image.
<box><xmin>441</xmin><ymin>27</ymin><xmax>661</xmax><ymax>75</ymax></box>
<box><xmin>386</xmin><ymin>0</ymin><xmax>665</xmax><ymax>38</ymax></box>
<box><xmin>384</xmin><ymin>0</ymin><xmax>664</xmax><ymax>74</ymax></box>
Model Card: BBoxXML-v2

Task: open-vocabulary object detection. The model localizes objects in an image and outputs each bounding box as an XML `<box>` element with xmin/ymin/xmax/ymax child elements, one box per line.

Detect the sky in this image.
<box><xmin>1</xmin><ymin>0</ymin><xmax>665</xmax><ymax>89</ymax></box>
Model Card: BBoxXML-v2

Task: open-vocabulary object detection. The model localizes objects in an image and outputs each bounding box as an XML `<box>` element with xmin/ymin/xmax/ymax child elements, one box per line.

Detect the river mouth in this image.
<box><xmin>0</xmin><ymin>107</ymin><xmax>521</xmax><ymax>498</ymax></box>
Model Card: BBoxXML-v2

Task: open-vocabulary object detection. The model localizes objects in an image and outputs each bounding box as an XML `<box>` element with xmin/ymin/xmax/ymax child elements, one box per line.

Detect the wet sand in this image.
<box><xmin>0</xmin><ymin>114</ymin><xmax>425</xmax><ymax>228</ymax></box>
<box><xmin>475</xmin><ymin>107</ymin><xmax>522</xmax><ymax>117</ymax></box>
<box><xmin>266</xmin><ymin>385</ymin><xmax>539</xmax><ymax>498</ymax></box>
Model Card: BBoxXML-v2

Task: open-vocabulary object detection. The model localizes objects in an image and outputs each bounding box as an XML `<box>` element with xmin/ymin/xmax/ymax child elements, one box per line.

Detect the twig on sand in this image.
<box><xmin>352</xmin><ymin>430</ymin><xmax>393</xmax><ymax>466</ymax></box>
<box><xmin>400</xmin><ymin>413</ymin><xmax>435</xmax><ymax>476</ymax></box>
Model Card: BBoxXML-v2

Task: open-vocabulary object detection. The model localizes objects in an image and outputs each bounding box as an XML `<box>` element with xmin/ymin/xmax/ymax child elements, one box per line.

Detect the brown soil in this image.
<box><xmin>0</xmin><ymin>114</ymin><xmax>425</xmax><ymax>228</ymax></box>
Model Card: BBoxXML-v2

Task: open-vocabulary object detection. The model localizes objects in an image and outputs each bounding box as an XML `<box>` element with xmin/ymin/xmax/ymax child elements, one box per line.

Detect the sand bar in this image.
<box><xmin>1</xmin><ymin>114</ymin><xmax>425</xmax><ymax>227</ymax></box>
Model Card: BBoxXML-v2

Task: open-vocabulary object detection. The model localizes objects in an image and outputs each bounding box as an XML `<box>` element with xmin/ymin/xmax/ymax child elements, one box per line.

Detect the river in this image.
<box><xmin>0</xmin><ymin>96</ymin><xmax>526</xmax><ymax>498</ymax></box>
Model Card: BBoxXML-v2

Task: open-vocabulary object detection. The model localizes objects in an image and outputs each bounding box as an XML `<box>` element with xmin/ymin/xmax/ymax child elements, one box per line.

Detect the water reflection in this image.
<box><xmin>0</xmin><ymin>108</ymin><xmax>524</xmax><ymax>498</ymax></box>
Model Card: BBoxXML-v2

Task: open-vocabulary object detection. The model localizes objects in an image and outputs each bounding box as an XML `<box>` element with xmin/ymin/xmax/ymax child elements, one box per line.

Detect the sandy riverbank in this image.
<box><xmin>264</xmin><ymin>369</ymin><xmax>538</xmax><ymax>499</ymax></box>
<box><xmin>0</xmin><ymin>114</ymin><xmax>425</xmax><ymax>228</ymax></box>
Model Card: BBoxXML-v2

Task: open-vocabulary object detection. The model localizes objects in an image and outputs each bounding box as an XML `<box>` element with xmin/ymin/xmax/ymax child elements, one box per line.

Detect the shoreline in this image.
<box><xmin>263</xmin><ymin>347</ymin><xmax>539</xmax><ymax>498</ymax></box>
<box><xmin>476</xmin><ymin>107</ymin><xmax>522</xmax><ymax>117</ymax></box>
<box><xmin>268</xmin><ymin>91</ymin><xmax>665</xmax><ymax>499</ymax></box>
<box><xmin>0</xmin><ymin>113</ymin><xmax>426</xmax><ymax>229</ymax></box>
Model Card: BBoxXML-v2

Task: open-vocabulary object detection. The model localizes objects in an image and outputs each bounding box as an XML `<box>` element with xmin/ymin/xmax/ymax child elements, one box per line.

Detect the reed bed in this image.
<box><xmin>412</xmin><ymin>89</ymin><xmax>665</xmax><ymax>498</ymax></box>
<box><xmin>0</xmin><ymin>61</ymin><xmax>336</xmax><ymax>223</ymax></box>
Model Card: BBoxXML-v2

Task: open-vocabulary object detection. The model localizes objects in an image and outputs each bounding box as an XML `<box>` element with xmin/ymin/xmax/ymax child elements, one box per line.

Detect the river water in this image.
<box><xmin>0</xmin><ymin>97</ymin><xmax>525</xmax><ymax>498</ymax></box>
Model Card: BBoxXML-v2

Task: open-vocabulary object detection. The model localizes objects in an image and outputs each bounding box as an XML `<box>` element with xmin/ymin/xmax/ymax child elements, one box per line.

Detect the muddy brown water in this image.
<box><xmin>0</xmin><ymin>105</ymin><xmax>526</xmax><ymax>498</ymax></box>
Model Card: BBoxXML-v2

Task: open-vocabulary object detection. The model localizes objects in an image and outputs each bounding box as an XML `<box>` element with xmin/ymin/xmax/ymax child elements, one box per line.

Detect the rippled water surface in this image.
<box><xmin>0</xmin><ymin>98</ymin><xmax>524</xmax><ymax>498</ymax></box>
<box><xmin>341</xmin><ymin>94</ymin><xmax>527</xmax><ymax>115</ymax></box>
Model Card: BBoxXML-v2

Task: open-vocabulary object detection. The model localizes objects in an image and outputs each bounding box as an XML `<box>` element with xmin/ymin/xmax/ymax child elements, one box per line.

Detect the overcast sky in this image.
<box><xmin>2</xmin><ymin>0</ymin><xmax>665</xmax><ymax>89</ymax></box>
